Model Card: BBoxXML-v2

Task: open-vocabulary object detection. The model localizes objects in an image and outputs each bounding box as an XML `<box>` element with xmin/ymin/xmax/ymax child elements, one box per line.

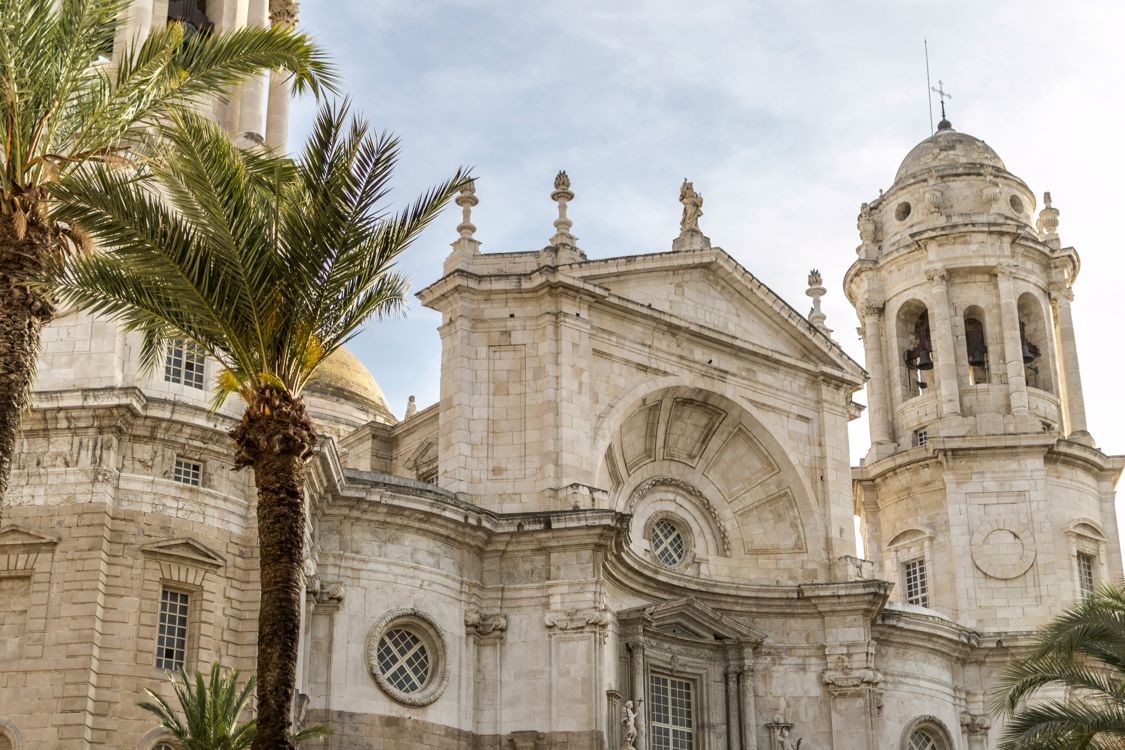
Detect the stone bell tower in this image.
<box><xmin>846</xmin><ymin>118</ymin><xmax>1123</xmax><ymax>633</ymax></box>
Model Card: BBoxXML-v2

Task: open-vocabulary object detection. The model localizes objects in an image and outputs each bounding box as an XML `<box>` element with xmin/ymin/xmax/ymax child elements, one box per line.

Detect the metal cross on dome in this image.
<box><xmin>931</xmin><ymin>79</ymin><xmax>952</xmax><ymax>121</ymax></box>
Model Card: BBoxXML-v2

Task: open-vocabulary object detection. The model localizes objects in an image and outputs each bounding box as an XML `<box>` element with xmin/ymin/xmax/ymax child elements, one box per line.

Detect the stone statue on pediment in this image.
<box><xmin>679</xmin><ymin>179</ymin><xmax>703</xmax><ymax>232</ymax></box>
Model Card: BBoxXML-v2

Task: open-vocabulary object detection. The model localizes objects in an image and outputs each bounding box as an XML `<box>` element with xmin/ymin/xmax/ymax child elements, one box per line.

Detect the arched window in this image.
<box><xmin>907</xmin><ymin>730</ymin><xmax>940</xmax><ymax>750</ymax></box>
<box><xmin>897</xmin><ymin>301</ymin><xmax>934</xmax><ymax>399</ymax></box>
<box><xmin>901</xmin><ymin>716</ymin><xmax>953</xmax><ymax>750</ymax></box>
<box><xmin>1017</xmin><ymin>293</ymin><xmax>1053</xmax><ymax>393</ymax></box>
<box><xmin>963</xmin><ymin>307</ymin><xmax>990</xmax><ymax>385</ymax></box>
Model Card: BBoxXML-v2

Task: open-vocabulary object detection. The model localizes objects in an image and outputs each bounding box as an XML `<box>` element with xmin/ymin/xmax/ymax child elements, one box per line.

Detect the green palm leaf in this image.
<box><xmin>50</xmin><ymin>100</ymin><xmax>466</xmax><ymax>748</ymax></box>
<box><xmin>993</xmin><ymin>584</ymin><xmax>1125</xmax><ymax>749</ymax></box>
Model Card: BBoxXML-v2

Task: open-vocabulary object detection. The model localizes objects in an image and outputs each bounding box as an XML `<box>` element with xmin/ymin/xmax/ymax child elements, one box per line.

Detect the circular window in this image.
<box><xmin>895</xmin><ymin>202</ymin><xmax>912</xmax><ymax>221</ymax></box>
<box><xmin>1009</xmin><ymin>194</ymin><xmax>1024</xmax><ymax>214</ymax></box>
<box><xmin>907</xmin><ymin>729</ymin><xmax>940</xmax><ymax>750</ymax></box>
<box><xmin>650</xmin><ymin>518</ymin><xmax>687</xmax><ymax>567</ymax></box>
<box><xmin>366</xmin><ymin>609</ymin><xmax>449</xmax><ymax>706</ymax></box>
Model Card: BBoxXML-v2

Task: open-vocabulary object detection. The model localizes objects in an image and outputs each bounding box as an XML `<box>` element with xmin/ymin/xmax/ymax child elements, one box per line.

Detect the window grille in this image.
<box><xmin>914</xmin><ymin>430</ymin><xmax>928</xmax><ymax>447</ymax></box>
<box><xmin>650</xmin><ymin>519</ymin><xmax>686</xmax><ymax>567</ymax></box>
<box><xmin>649</xmin><ymin>673</ymin><xmax>694</xmax><ymax>750</ymax></box>
<box><xmin>907</xmin><ymin>729</ymin><xmax>940</xmax><ymax>750</ymax></box>
<box><xmin>164</xmin><ymin>339</ymin><xmax>206</xmax><ymax>389</ymax></box>
<box><xmin>1078</xmin><ymin>553</ymin><xmax>1096</xmax><ymax>598</ymax></box>
<box><xmin>156</xmin><ymin>588</ymin><xmax>190</xmax><ymax>670</ymax></box>
<box><xmin>173</xmin><ymin>458</ymin><xmax>202</xmax><ymax>487</ymax></box>
<box><xmin>377</xmin><ymin>628</ymin><xmax>431</xmax><ymax>694</ymax></box>
<box><xmin>904</xmin><ymin>558</ymin><xmax>929</xmax><ymax>607</ymax></box>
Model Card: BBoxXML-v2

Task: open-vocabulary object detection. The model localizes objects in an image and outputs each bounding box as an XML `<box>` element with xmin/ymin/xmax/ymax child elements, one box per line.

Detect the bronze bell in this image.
<box><xmin>915</xmin><ymin>347</ymin><xmax>935</xmax><ymax>370</ymax></box>
<box><xmin>968</xmin><ymin>347</ymin><xmax>988</xmax><ymax>367</ymax></box>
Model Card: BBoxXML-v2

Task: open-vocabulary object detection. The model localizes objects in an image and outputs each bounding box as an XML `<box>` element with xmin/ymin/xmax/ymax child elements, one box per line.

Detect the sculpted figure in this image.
<box><xmin>621</xmin><ymin>700</ymin><xmax>638</xmax><ymax>750</ymax></box>
<box><xmin>679</xmin><ymin>179</ymin><xmax>703</xmax><ymax>232</ymax></box>
<box><xmin>778</xmin><ymin>726</ymin><xmax>803</xmax><ymax>750</ymax></box>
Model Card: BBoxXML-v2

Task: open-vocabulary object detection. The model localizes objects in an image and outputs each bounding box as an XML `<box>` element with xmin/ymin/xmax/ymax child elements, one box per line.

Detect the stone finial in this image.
<box><xmin>455</xmin><ymin>179</ymin><xmax>478</xmax><ymax>241</ymax></box>
<box><xmin>1037</xmin><ymin>190</ymin><xmax>1060</xmax><ymax>244</ymax></box>
<box><xmin>673</xmin><ymin>178</ymin><xmax>711</xmax><ymax>252</ymax></box>
<box><xmin>549</xmin><ymin>170</ymin><xmax>577</xmax><ymax>248</ymax></box>
<box><xmin>444</xmin><ymin>179</ymin><xmax>481</xmax><ymax>274</ymax></box>
<box><xmin>806</xmin><ymin>268</ymin><xmax>830</xmax><ymax>334</ymax></box>
<box><xmin>405</xmin><ymin>394</ymin><xmax>417</xmax><ymax>419</ymax></box>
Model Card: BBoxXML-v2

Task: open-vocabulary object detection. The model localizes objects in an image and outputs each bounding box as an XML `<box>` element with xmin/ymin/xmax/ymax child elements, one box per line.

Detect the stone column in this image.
<box><xmin>265</xmin><ymin>0</ymin><xmax>299</xmax><ymax>151</ymax></box>
<box><xmin>995</xmin><ymin>268</ymin><xmax>1030</xmax><ymax>416</ymax></box>
<box><xmin>860</xmin><ymin>302</ymin><xmax>894</xmax><ymax>453</ymax></box>
<box><xmin>627</xmin><ymin>639</ymin><xmax>647</xmax><ymax>750</ymax></box>
<box><xmin>739</xmin><ymin>653</ymin><xmax>758</xmax><ymax>750</ymax></box>
<box><xmin>1050</xmin><ymin>285</ymin><xmax>1091</xmax><ymax>442</ymax></box>
<box><xmin>236</xmin><ymin>0</ymin><xmax>269</xmax><ymax>143</ymax></box>
<box><xmin>927</xmin><ymin>269</ymin><xmax>962</xmax><ymax>417</ymax></box>
<box><xmin>725</xmin><ymin>667</ymin><xmax>740</xmax><ymax>750</ymax></box>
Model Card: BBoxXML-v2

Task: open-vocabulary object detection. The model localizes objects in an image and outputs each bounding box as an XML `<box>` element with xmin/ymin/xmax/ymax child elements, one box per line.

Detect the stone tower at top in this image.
<box><xmin>845</xmin><ymin>119</ymin><xmax>1086</xmax><ymax>461</ymax></box>
<box><xmin>848</xmin><ymin>120</ymin><xmax>1123</xmax><ymax>632</ymax></box>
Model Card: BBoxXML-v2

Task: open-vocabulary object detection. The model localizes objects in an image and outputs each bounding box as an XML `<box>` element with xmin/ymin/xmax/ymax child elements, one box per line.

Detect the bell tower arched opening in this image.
<box><xmin>897</xmin><ymin>301</ymin><xmax>934</xmax><ymax>399</ymax></box>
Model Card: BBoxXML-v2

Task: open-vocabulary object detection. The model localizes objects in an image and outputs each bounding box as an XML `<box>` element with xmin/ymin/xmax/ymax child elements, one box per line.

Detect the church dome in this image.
<box><xmin>306</xmin><ymin>347</ymin><xmax>395</xmax><ymax>423</ymax></box>
<box><xmin>894</xmin><ymin>122</ymin><xmax>1006</xmax><ymax>183</ymax></box>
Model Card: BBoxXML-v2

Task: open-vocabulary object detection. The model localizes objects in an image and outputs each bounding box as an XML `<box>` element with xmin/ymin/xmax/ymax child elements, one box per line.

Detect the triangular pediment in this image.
<box><xmin>409</xmin><ymin>440</ymin><xmax>438</xmax><ymax>469</ymax></box>
<box><xmin>572</xmin><ymin>249</ymin><xmax>864</xmax><ymax>381</ymax></box>
<box><xmin>618</xmin><ymin>597</ymin><xmax>765</xmax><ymax>644</ymax></box>
<box><xmin>141</xmin><ymin>537</ymin><xmax>225</xmax><ymax>568</ymax></box>
<box><xmin>0</xmin><ymin>524</ymin><xmax>60</xmax><ymax>548</ymax></box>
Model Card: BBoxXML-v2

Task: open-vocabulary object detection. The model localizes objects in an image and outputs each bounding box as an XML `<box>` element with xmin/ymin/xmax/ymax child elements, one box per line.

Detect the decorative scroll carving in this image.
<box><xmin>544</xmin><ymin>608</ymin><xmax>609</xmax><ymax>633</ymax></box>
<box><xmin>465</xmin><ymin>609</ymin><xmax>508</xmax><ymax>637</ymax></box>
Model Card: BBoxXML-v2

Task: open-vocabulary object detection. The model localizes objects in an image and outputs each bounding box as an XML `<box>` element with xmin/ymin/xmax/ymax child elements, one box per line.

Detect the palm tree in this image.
<box><xmin>992</xmin><ymin>584</ymin><xmax>1125</xmax><ymax>749</ymax></box>
<box><xmin>0</xmin><ymin>0</ymin><xmax>336</xmax><ymax>516</ymax></box>
<box><xmin>49</xmin><ymin>103</ymin><xmax>465</xmax><ymax>750</ymax></box>
<box><xmin>141</xmin><ymin>662</ymin><xmax>329</xmax><ymax>749</ymax></box>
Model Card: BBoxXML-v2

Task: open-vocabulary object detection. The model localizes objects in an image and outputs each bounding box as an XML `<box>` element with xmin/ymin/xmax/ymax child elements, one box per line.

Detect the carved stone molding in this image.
<box><xmin>465</xmin><ymin>609</ymin><xmax>508</xmax><ymax>638</ymax></box>
<box><xmin>268</xmin><ymin>0</ymin><xmax>299</xmax><ymax>27</ymax></box>
<box><xmin>629</xmin><ymin>477</ymin><xmax>732</xmax><ymax>555</ymax></box>
<box><xmin>544</xmin><ymin>608</ymin><xmax>609</xmax><ymax>634</ymax></box>
<box><xmin>823</xmin><ymin>654</ymin><xmax>881</xmax><ymax>690</ymax></box>
<box><xmin>960</xmin><ymin>712</ymin><xmax>992</xmax><ymax>735</ymax></box>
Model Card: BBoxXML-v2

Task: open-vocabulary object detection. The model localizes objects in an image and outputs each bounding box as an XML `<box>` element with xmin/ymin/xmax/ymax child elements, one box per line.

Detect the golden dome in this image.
<box><xmin>306</xmin><ymin>347</ymin><xmax>395</xmax><ymax>422</ymax></box>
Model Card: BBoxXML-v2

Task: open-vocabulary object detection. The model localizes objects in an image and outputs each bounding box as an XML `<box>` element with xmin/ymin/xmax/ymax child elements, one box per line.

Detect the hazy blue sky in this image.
<box><xmin>291</xmin><ymin>0</ymin><xmax>1125</xmax><ymax>464</ymax></box>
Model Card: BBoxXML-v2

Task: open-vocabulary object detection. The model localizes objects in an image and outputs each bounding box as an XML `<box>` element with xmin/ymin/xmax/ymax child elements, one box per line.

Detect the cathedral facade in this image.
<box><xmin>0</xmin><ymin>4</ymin><xmax>1122</xmax><ymax>750</ymax></box>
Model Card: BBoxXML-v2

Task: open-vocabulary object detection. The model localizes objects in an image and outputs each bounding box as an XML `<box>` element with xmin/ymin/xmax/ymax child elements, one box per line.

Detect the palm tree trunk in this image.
<box><xmin>233</xmin><ymin>388</ymin><xmax>316</xmax><ymax>750</ymax></box>
<box><xmin>0</xmin><ymin>216</ymin><xmax>57</xmax><ymax>515</ymax></box>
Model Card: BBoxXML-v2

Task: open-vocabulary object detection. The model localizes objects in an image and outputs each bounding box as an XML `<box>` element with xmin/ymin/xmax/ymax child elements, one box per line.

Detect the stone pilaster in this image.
<box><xmin>1050</xmin><ymin>285</ymin><xmax>1092</xmax><ymax>444</ymax></box>
<box><xmin>265</xmin><ymin>0</ymin><xmax>299</xmax><ymax>150</ymax></box>
<box><xmin>927</xmin><ymin>268</ymin><xmax>961</xmax><ymax>418</ymax></box>
<box><xmin>995</xmin><ymin>267</ymin><xmax>1030</xmax><ymax>416</ymax></box>
<box><xmin>860</xmin><ymin>302</ymin><xmax>894</xmax><ymax>457</ymax></box>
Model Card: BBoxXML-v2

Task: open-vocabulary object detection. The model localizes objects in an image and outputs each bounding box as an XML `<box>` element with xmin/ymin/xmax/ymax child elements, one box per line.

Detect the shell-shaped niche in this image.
<box><xmin>600</xmin><ymin>387</ymin><xmax>822</xmax><ymax>585</ymax></box>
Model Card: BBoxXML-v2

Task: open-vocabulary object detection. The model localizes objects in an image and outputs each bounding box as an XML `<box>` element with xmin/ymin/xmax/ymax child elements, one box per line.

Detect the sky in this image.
<box><xmin>290</xmin><ymin>0</ymin><xmax>1125</xmax><ymax>467</ymax></box>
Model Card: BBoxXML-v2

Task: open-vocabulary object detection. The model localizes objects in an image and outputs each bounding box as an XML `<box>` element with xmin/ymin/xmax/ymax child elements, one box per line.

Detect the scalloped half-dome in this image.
<box><xmin>895</xmin><ymin>122</ymin><xmax>1005</xmax><ymax>183</ymax></box>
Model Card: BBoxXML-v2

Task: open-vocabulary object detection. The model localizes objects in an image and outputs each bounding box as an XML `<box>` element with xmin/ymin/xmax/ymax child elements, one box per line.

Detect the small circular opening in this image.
<box><xmin>1009</xmin><ymin>195</ymin><xmax>1024</xmax><ymax>214</ymax></box>
<box><xmin>895</xmin><ymin>202</ymin><xmax>912</xmax><ymax>221</ymax></box>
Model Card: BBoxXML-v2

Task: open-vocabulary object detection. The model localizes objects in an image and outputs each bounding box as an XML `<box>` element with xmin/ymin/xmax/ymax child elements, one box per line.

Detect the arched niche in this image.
<box><xmin>1017</xmin><ymin>292</ymin><xmax>1053</xmax><ymax>393</ymax></box>
<box><xmin>896</xmin><ymin>300</ymin><xmax>934</xmax><ymax>399</ymax></box>
<box><xmin>595</xmin><ymin>385</ymin><xmax>823</xmax><ymax>584</ymax></box>
<box><xmin>962</xmin><ymin>305</ymin><xmax>991</xmax><ymax>385</ymax></box>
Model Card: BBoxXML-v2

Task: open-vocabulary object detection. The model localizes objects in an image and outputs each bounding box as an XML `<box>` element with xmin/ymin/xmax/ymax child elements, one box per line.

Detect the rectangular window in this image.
<box><xmin>649</xmin><ymin>673</ymin><xmax>694</xmax><ymax>750</ymax></box>
<box><xmin>913</xmin><ymin>430</ymin><xmax>928</xmax><ymax>447</ymax></box>
<box><xmin>173</xmin><ymin>458</ymin><xmax>202</xmax><ymax>487</ymax></box>
<box><xmin>1078</xmin><ymin>553</ymin><xmax>1096</xmax><ymax>598</ymax></box>
<box><xmin>164</xmin><ymin>339</ymin><xmax>206</xmax><ymax>389</ymax></box>
<box><xmin>904</xmin><ymin>557</ymin><xmax>929</xmax><ymax>607</ymax></box>
<box><xmin>155</xmin><ymin>588</ymin><xmax>190</xmax><ymax>670</ymax></box>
